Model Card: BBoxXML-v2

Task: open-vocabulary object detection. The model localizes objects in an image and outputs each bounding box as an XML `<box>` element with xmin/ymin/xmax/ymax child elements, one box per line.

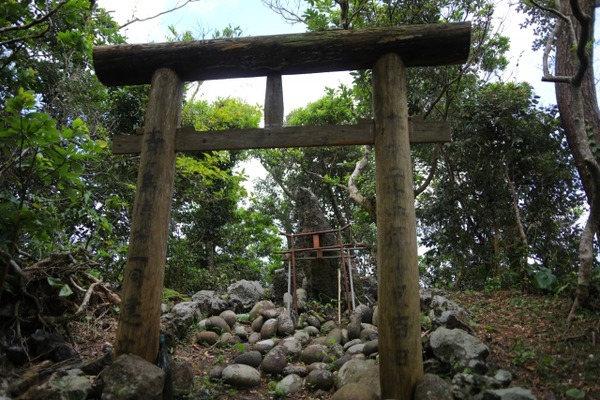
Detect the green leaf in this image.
<box><xmin>47</xmin><ymin>277</ymin><xmax>64</xmax><ymax>288</ymax></box>
<box><xmin>58</xmin><ymin>284</ymin><xmax>74</xmax><ymax>297</ymax></box>
<box><xmin>565</xmin><ymin>388</ymin><xmax>586</xmax><ymax>399</ymax></box>
<box><xmin>533</xmin><ymin>268</ymin><xmax>558</xmax><ymax>290</ymax></box>
<box><xmin>47</xmin><ymin>277</ymin><xmax>73</xmax><ymax>297</ymax></box>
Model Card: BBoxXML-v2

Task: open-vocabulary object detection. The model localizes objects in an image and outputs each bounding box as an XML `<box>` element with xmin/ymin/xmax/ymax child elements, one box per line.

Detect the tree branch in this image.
<box><xmin>0</xmin><ymin>0</ymin><xmax>69</xmax><ymax>35</ymax></box>
<box><xmin>414</xmin><ymin>144</ymin><xmax>440</xmax><ymax>197</ymax></box>
<box><xmin>334</xmin><ymin>0</ymin><xmax>349</xmax><ymax>29</ymax></box>
<box><xmin>260</xmin><ymin>0</ymin><xmax>306</xmax><ymax>25</ymax></box>
<box><xmin>536</xmin><ymin>0</ymin><xmax>591</xmax><ymax>86</ymax></box>
<box><xmin>118</xmin><ymin>0</ymin><xmax>202</xmax><ymax>29</ymax></box>
<box><xmin>347</xmin><ymin>145</ymin><xmax>376</xmax><ymax>219</ymax></box>
<box><xmin>569</xmin><ymin>0</ymin><xmax>591</xmax><ymax>86</ymax></box>
<box><xmin>260</xmin><ymin>162</ymin><xmax>295</xmax><ymax>200</ymax></box>
<box><xmin>0</xmin><ymin>23</ymin><xmax>53</xmax><ymax>47</ymax></box>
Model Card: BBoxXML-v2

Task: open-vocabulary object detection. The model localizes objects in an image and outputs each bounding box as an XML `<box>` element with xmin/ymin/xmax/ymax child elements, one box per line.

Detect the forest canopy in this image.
<box><xmin>0</xmin><ymin>0</ymin><xmax>598</xmax><ymax>309</ymax></box>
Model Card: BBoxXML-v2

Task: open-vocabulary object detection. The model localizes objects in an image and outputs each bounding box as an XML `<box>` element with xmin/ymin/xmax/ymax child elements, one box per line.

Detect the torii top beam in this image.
<box><xmin>93</xmin><ymin>23</ymin><xmax>471</xmax><ymax>86</ymax></box>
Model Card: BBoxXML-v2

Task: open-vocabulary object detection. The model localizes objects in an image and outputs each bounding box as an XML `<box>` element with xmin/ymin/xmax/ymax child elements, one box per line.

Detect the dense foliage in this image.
<box><xmin>167</xmin><ymin>97</ymin><xmax>284</xmax><ymax>292</ymax></box>
<box><xmin>1</xmin><ymin>0</ymin><xmax>597</xmax><ymax>301</ymax></box>
<box><xmin>256</xmin><ymin>0</ymin><xmax>591</xmax><ymax>294</ymax></box>
<box><xmin>418</xmin><ymin>82</ymin><xmax>583</xmax><ymax>290</ymax></box>
<box><xmin>0</xmin><ymin>1</ymin><xmax>284</xmax><ymax>296</ymax></box>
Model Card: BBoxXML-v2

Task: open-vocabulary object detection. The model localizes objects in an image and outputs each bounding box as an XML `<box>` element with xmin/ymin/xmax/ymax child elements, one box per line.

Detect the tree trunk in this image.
<box><xmin>554</xmin><ymin>0</ymin><xmax>600</xmax><ymax>204</ymax></box>
<box><xmin>504</xmin><ymin>163</ymin><xmax>528</xmax><ymax>275</ymax></box>
<box><xmin>553</xmin><ymin>0</ymin><xmax>600</xmax><ymax>320</ymax></box>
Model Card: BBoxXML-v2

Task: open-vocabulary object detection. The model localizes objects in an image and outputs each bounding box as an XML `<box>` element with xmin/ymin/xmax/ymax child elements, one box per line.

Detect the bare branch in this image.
<box><xmin>529</xmin><ymin>0</ymin><xmax>570</xmax><ymax>23</ymax></box>
<box><xmin>414</xmin><ymin>144</ymin><xmax>440</xmax><ymax>197</ymax></box>
<box><xmin>347</xmin><ymin>146</ymin><xmax>376</xmax><ymax>219</ymax></box>
<box><xmin>534</xmin><ymin>0</ymin><xmax>590</xmax><ymax>86</ymax></box>
<box><xmin>260</xmin><ymin>0</ymin><xmax>306</xmax><ymax>25</ymax></box>
<box><xmin>260</xmin><ymin>161</ymin><xmax>295</xmax><ymax>200</ymax></box>
<box><xmin>118</xmin><ymin>0</ymin><xmax>202</xmax><ymax>30</ymax></box>
<box><xmin>542</xmin><ymin>23</ymin><xmax>560</xmax><ymax>80</ymax></box>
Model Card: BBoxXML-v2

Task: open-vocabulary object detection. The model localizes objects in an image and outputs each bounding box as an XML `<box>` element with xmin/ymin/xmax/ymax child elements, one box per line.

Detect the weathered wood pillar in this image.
<box><xmin>373</xmin><ymin>53</ymin><xmax>423</xmax><ymax>399</ymax></box>
<box><xmin>114</xmin><ymin>68</ymin><xmax>184</xmax><ymax>361</ymax></box>
<box><xmin>265</xmin><ymin>74</ymin><xmax>284</xmax><ymax>127</ymax></box>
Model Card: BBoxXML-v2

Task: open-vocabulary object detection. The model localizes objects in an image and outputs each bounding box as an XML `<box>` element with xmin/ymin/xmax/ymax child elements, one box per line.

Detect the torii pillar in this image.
<box><xmin>93</xmin><ymin>24</ymin><xmax>471</xmax><ymax>399</ymax></box>
<box><xmin>373</xmin><ymin>53</ymin><xmax>423</xmax><ymax>397</ymax></box>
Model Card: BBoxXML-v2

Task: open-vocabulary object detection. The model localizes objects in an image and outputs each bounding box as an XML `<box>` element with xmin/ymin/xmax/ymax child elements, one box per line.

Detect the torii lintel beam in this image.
<box><xmin>93</xmin><ymin>23</ymin><xmax>471</xmax><ymax>86</ymax></box>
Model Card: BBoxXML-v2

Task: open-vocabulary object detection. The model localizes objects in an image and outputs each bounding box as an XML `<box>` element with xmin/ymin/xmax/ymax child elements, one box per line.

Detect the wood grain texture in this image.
<box><xmin>111</xmin><ymin>119</ymin><xmax>450</xmax><ymax>154</ymax></box>
<box><xmin>114</xmin><ymin>68</ymin><xmax>184</xmax><ymax>362</ymax></box>
<box><xmin>373</xmin><ymin>54</ymin><xmax>423</xmax><ymax>399</ymax></box>
<box><xmin>93</xmin><ymin>24</ymin><xmax>471</xmax><ymax>86</ymax></box>
<box><xmin>265</xmin><ymin>74</ymin><xmax>284</xmax><ymax>127</ymax></box>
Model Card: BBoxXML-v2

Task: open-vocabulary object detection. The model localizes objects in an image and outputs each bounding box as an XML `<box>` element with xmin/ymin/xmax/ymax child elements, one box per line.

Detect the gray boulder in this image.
<box><xmin>353</xmin><ymin>304</ymin><xmax>374</xmax><ymax>324</ymax></box>
<box><xmin>234</xmin><ymin>350</ymin><xmax>263</xmax><ymax>368</ymax></box>
<box><xmin>336</xmin><ymin>358</ymin><xmax>380</xmax><ymax>398</ymax></box>
<box><xmin>251</xmin><ymin>315</ymin><xmax>265</xmax><ymax>332</ymax></box>
<box><xmin>326</xmin><ymin>327</ymin><xmax>344</xmax><ymax>346</ymax></box>
<box><xmin>283</xmin><ymin>365</ymin><xmax>308</xmax><ymax>377</ymax></box>
<box><xmin>18</xmin><ymin>369</ymin><xmax>92</xmax><ymax>400</ymax></box>
<box><xmin>480</xmin><ymin>387</ymin><xmax>537</xmax><ymax>400</ymax></box>
<box><xmin>420</xmin><ymin>288</ymin><xmax>443</xmax><ymax>310</ymax></box>
<box><xmin>221</xmin><ymin>364</ymin><xmax>261</xmax><ymax>388</ymax></box>
<box><xmin>261</xmin><ymin>345</ymin><xmax>289</xmax><ymax>375</ymax></box>
<box><xmin>346</xmin><ymin>313</ymin><xmax>362</xmax><ymax>340</ymax></box>
<box><xmin>260</xmin><ymin>318</ymin><xmax>278</xmax><ymax>338</ymax></box>
<box><xmin>249</xmin><ymin>300</ymin><xmax>276</xmax><ymax>321</ymax></box>
<box><xmin>219</xmin><ymin>310</ymin><xmax>237</xmax><ymax>328</ymax></box>
<box><xmin>275</xmin><ymin>373</ymin><xmax>304</xmax><ymax>395</ymax></box>
<box><xmin>346</xmin><ymin>343</ymin><xmax>365</xmax><ymax>355</ymax></box>
<box><xmin>227</xmin><ymin>280</ymin><xmax>265</xmax><ymax>312</ymax></box>
<box><xmin>277</xmin><ymin>313</ymin><xmax>295</xmax><ymax>336</ymax></box>
<box><xmin>306</xmin><ymin>369</ymin><xmax>334</xmax><ymax>391</ymax></box>
<box><xmin>296</xmin><ymin>288</ymin><xmax>308</xmax><ymax>310</ymax></box>
<box><xmin>321</xmin><ymin>320</ymin><xmax>337</xmax><ymax>334</ymax></box>
<box><xmin>191</xmin><ymin>290</ymin><xmax>228</xmax><ymax>316</ymax></box>
<box><xmin>205</xmin><ymin>315</ymin><xmax>231</xmax><ymax>333</ymax></box>
<box><xmin>254</xmin><ymin>338</ymin><xmax>277</xmax><ymax>354</ymax></box>
<box><xmin>195</xmin><ymin>330</ymin><xmax>219</xmax><ymax>346</ymax></box>
<box><xmin>162</xmin><ymin>303</ymin><xmax>199</xmax><ymax>338</ymax></box>
<box><xmin>306</xmin><ymin>315</ymin><xmax>321</xmax><ymax>330</ymax></box>
<box><xmin>452</xmin><ymin>370</ymin><xmax>514</xmax><ymax>399</ymax></box>
<box><xmin>304</xmin><ymin>325</ymin><xmax>320</xmax><ymax>336</ymax></box>
<box><xmin>280</xmin><ymin>336</ymin><xmax>303</xmax><ymax>359</ymax></box>
<box><xmin>430</xmin><ymin>327</ymin><xmax>489</xmax><ymax>374</ymax></box>
<box><xmin>331</xmin><ymin>382</ymin><xmax>379</xmax><ymax>400</ymax></box>
<box><xmin>101</xmin><ymin>354</ymin><xmax>164</xmax><ymax>400</ymax></box>
<box><xmin>172</xmin><ymin>360</ymin><xmax>194</xmax><ymax>395</ymax></box>
<box><xmin>429</xmin><ymin>295</ymin><xmax>473</xmax><ymax>333</ymax></box>
<box><xmin>300</xmin><ymin>344</ymin><xmax>327</xmax><ymax>364</ymax></box>
<box><xmin>414</xmin><ymin>373</ymin><xmax>453</xmax><ymax>400</ymax></box>
<box><xmin>363</xmin><ymin>339</ymin><xmax>378</xmax><ymax>357</ymax></box>
<box><xmin>372</xmin><ymin>305</ymin><xmax>378</xmax><ymax>326</ymax></box>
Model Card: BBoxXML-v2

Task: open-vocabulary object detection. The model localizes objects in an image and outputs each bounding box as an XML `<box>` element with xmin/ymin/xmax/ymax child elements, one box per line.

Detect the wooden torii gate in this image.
<box><xmin>93</xmin><ymin>24</ymin><xmax>470</xmax><ymax>399</ymax></box>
